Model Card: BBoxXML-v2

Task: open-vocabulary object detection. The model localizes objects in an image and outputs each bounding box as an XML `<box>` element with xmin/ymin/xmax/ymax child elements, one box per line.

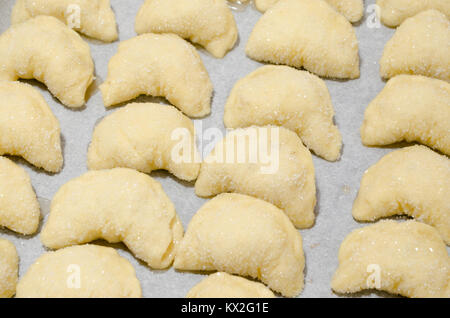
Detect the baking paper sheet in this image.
<box><xmin>0</xmin><ymin>0</ymin><xmax>427</xmax><ymax>297</ymax></box>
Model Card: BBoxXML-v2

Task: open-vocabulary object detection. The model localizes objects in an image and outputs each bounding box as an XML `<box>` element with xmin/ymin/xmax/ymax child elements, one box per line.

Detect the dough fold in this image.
<box><xmin>41</xmin><ymin>168</ymin><xmax>184</xmax><ymax>269</ymax></box>
<box><xmin>11</xmin><ymin>0</ymin><xmax>118</xmax><ymax>42</ymax></box>
<box><xmin>332</xmin><ymin>221</ymin><xmax>450</xmax><ymax>298</ymax></box>
<box><xmin>254</xmin><ymin>0</ymin><xmax>364</xmax><ymax>23</ymax></box>
<box><xmin>361</xmin><ymin>75</ymin><xmax>450</xmax><ymax>155</ymax></box>
<box><xmin>0</xmin><ymin>239</ymin><xmax>18</xmax><ymax>298</ymax></box>
<box><xmin>246</xmin><ymin>0</ymin><xmax>360</xmax><ymax>79</ymax></box>
<box><xmin>100</xmin><ymin>34</ymin><xmax>212</xmax><ymax>117</ymax></box>
<box><xmin>0</xmin><ymin>16</ymin><xmax>94</xmax><ymax>108</ymax></box>
<box><xmin>0</xmin><ymin>156</ymin><xmax>40</xmax><ymax>235</ymax></box>
<box><xmin>380</xmin><ymin>10</ymin><xmax>450</xmax><ymax>82</ymax></box>
<box><xmin>224</xmin><ymin>65</ymin><xmax>342</xmax><ymax>161</ymax></box>
<box><xmin>377</xmin><ymin>0</ymin><xmax>450</xmax><ymax>27</ymax></box>
<box><xmin>187</xmin><ymin>272</ymin><xmax>276</xmax><ymax>298</ymax></box>
<box><xmin>87</xmin><ymin>103</ymin><xmax>200</xmax><ymax>181</ymax></box>
<box><xmin>195</xmin><ymin>126</ymin><xmax>316</xmax><ymax>228</ymax></box>
<box><xmin>135</xmin><ymin>0</ymin><xmax>238</xmax><ymax>58</ymax></box>
<box><xmin>353</xmin><ymin>146</ymin><xmax>450</xmax><ymax>244</ymax></box>
<box><xmin>0</xmin><ymin>81</ymin><xmax>63</xmax><ymax>172</ymax></box>
<box><xmin>175</xmin><ymin>193</ymin><xmax>305</xmax><ymax>297</ymax></box>
<box><xmin>16</xmin><ymin>245</ymin><xmax>142</xmax><ymax>298</ymax></box>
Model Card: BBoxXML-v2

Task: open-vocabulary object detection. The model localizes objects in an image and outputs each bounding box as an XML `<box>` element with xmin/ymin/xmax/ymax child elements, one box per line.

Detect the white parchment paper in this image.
<box><xmin>0</xmin><ymin>0</ymin><xmax>419</xmax><ymax>297</ymax></box>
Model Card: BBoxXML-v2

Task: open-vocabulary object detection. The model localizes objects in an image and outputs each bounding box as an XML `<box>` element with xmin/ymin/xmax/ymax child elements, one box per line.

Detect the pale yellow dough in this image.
<box><xmin>16</xmin><ymin>245</ymin><xmax>141</xmax><ymax>298</ymax></box>
<box><xmin>361</xmin><ymin>75</ymin><xmax>450</xmax><ymax>155</ymax></box>
<box><xmin>246</xmin><ymin>0</ymin><xmax>360</xmax><ymax>79</ymax></box>
<box><xmin>380</xmin><ymin>10</ymin><xmax>450</xmax><ymax>82</ymax></box>
<box><xmin>11</xmin><ymin>0</ymin><xmax>118</xmax><ymax>42</ymax></box>
<box><xmin>187</xmin><ymin>272</ymin><xmax>276</xmax><ymax>298</ymax></box>
<box><xmin>324</xmin><ymin>0</ymin><xmax>364</xmax><ymax>22</ymax></box>
<box><xmin>0</xmin><ymin>239</ymin><xmax>18</xmax><ymax>298</ymax></box>
<box><xmin>41</xmin><ymin>168</ymin><xmax>184</xmax><ymax>269</ymax></box>
<box><xmin>0</xmin><ymin>81</ymin><xmax>63</xmax><ymax>172</ymax></box>
<box><xmin>254</xmin><ymin>0</ymin><xmax>364</xmax><ymax>22</ymax></box>
<box><xmin>100</xmin><ymin>34</ymin><xmax>212</xmax><ymax>117</ymax></box>
<box><xmin>87</xmin><ymin>103</ymin><xmax>200</xmax><ymax>181</ymax></box>
<box><xmin>135</xmin><ymin>0</ymin><xmax>238</xmax><ymax>58</ymax></box>
<box><xmin>174</xmin><ymin>193</ymin><xmax>305</xmax><ymax>297</ymax></box>
<box><xmin>332</xmin><ymin>220</ymin><xmax>450</xmax><ymax>298</ymax></box>
<box><xmin>0</xmin><ymin>16</ymin><xmax>94</xmax><ymax>108</ymax></box>
<box><xmin>195</xmin><ymin>126</ymin><xmax>316</xmax><ymax>228</ymax></box>
<box><xmin>0</xmin><ymin>156</ymin><xmax>40</xmax><ymax>235</ymax></box>
<box><xmin>224</xmin><ymin>65</ymin><xmax>342</xmax><ymax>161</ymax></box>
<box><xmin>353</xmin><ymin>146</ymin><xmax>450</xmax><ymax>244</ymax></box>
<box><xmin>377</xmin><ymin>0</ymin><xmax>450</xmax><ymax>27</ymax></box>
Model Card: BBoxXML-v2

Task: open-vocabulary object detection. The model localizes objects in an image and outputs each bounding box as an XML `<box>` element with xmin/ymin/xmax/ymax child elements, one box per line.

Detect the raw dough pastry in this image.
<box><xmin>16</xmin><ymin>245</ymin><xmax>141</xmax><ymax>298</ymax></box>
<box><xmin>135</xmin><ymin>0</ymin><xmax>238</xmax><ymax>58</ymax></box>
<box><xmin>224</xmin><ymin>65</ymin><xmax>342</xmax><ymax>161</ymax></box>
<box><xmin>11</xmin><ymin>0</ymin><xmax>118</xmax><ymax>42</ymax></box>
<box><xmin>245</xmin><ymin>0</ymin><xmax>360</xmax><ymax>79</ymax></box>
<box><xmin>380</xmin><ymin>10</ymin><xmax>450</xmax><ymax>82</ymax></box>
<box><xmin>0</xmin><ymin>156</ymin><xmax>40</xmax><ymax>235</ymax></box>
<box><xmin>187</xmin><ymin>272</ymin><xmax>275</xmax><ymax>298</ymax></box>
<box><xmin>0</xmin><ymin>239</ymin><xmax>18</xmax><ymax>298</ymax></box>
<box><xmin>377</xmin><ymin>0</ymin><xmax>450</xmax><ymax>27</ymax></box>
<box><xmin>361</xmin><ymin>75</ymin><xmax>450</xmax><ymax>155</ymax></box>
<box><xmin>0</xmin><ymin>16</ymin><xmax>94</xmax><ymax>108</ymax></box>
<box><xmin>195</xmin><ymin>126</ymin><xmax>316</xmax><ymax>228</ymax></box>
<box><xmin>0</xmin><ymin>81</ymin><xmax>63</xmax><ymax>172</ymax></box>
<box><xmin>331</xmin><ymin>220</ymin><xmax>450</xmax><ymax>298</ymax></box>
<box><xmin>254</xmin><ymin>0</ymin><xmax>364</xmax><ymax>23</ymax></box>
<box><xmin>100</xmin><ymin>34</ymin><xmax>212</xmax><ymax>117</ymax></box>
<box><xmin>41</xmin><ymin>168</ymin><xmax>184</xmax><ymax>269</ymax></box>
<box><xmin>174</xmin><ymin>193</ymin><xmax>305</xmax><ymax>297</ymax></box>
<box><xmin>87</xmin><ymin>103</ymin><xmax>200</xmax><ymax>181</ymax></box>
<box><xmin>353</xmin><ymin>146</ymin><xmax>450</xmax><ymax>244</ymax></box>
<box><xmin>324</xmin><ymin>0</ymin><xmax>364</xmax><ymax>22</ymax></box>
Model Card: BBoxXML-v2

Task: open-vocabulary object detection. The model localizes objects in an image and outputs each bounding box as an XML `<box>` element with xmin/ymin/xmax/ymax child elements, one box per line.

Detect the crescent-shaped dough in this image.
<box><xmin>16</xmin><ymin>245</ymin><xmax>141</xmax><ymax>298</ymax></box>
<box><xmin>135</xmin><ymin>0</ymin><xmax>238</xmax><ymax>58</ymax></box>
<box><xmin>0</xmin><ymin>156</ymin><xmax>40</xmax><ymax>235</ymax></box>
<box><xmin>254</xmin><ymin>0</ymin><xmax>364</xmax><ymax>23</ymax></box>
<box><xmin>360</xmin><ymin>75</ymin><xmax>450</xmax><ymax>155</ymax></box>
<box><xmin>187</xmin><ymin>272</ymin><xmax>276</xmax><ymax>298</ymax></box>
<box><xmin>11</xmin><ymin>0</ymin><xmax>118</xmax><ymax>42</ymax></box>
<box><xmin>195</xmin><ymin>126</ymin><xmax>316</xmax><ymax>228</ymax></box>
<box><xmin>0</xmin><ymin>81</ymin><xmax>63</xmax><ymax>172</ymax></box>
<box><xmin>331</xmin><ymin>220</ymin><xmax>450</xmax><ymax>298</ymax></box>
<box><xmin>380</xmin><ymin>10</ymin><xmax>450</xmax><ymax>82</ymax></box>
<box><xmin>174</xmin><ymin>193</ymin><xmax>305</xmax><ymax>297</ymax></box>
<box><xmin>245</xmin><ymin>0</ymin><xmax>360</xmax><ymax>79</ymax></box>
<box><xmin>40</xmin><ymin>168</ymin><xmax>184</xmax><ymax>269</ymax></box>
<box><xmin>100</xmin><ymin>34</ymin><xmax>213</xmax><ymax>117</ymax></box>
<box><xmin>0</xmin><ymin>239</ymin><xmax>18</xmax><ymax>298</ymax></box>
<box><xmin>224</xmin><ymin>65</ymin><xmax>342</xmax><ymax>161</ymax></box>
<box><xmin>324</xmin><ymin>0</ymin><xmax>364</xmax><ymax>22</ymax></box>
<box><xmin>377</xmin><ymin>0</ymin><xmax>450</xmax><ymax>27</ymax></box>
<box><xmin>0</xmin><ymin>16</ymin><xmax>94</xmax><ymax>108</ymax></box>
<box><xmin>87</xmin><ymin>103</ymin><xmax>200</xmax><ymax>181</ymax></box>
<box><xmin>352</xmin><ymin>146</ymin><xmax>450</xmax><ymax>244</ymax></box>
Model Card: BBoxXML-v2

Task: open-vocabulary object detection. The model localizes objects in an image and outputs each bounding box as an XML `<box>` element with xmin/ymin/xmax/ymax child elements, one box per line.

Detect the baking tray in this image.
<box><xmin>0</xmin><ymin>0</ymin><xmax>426</xmax><ymax>298</ymax></box>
